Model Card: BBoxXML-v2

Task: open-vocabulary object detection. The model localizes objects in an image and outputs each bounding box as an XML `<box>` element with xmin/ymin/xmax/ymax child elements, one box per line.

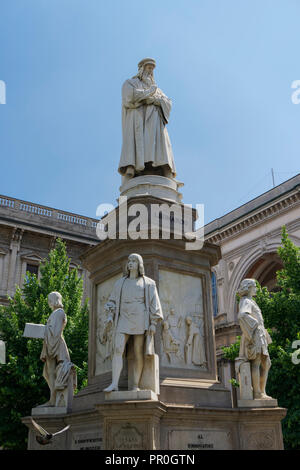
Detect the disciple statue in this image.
<box><xmin>39</xmin><ymin>292</ymin><xmax>77</xmax><ymax>407</ymax></box>
<box><xmin>103</xmin><ymin>253</ymin><xmax>163</xmax><ymax>392</ymax></box>
<box><xmin>185</xmin><ymin>316</ymin><xmax>206</xmax><ymax>366</ymax></box>
<box><xmin>161</xmin><ymin>320</ymin><xmax>182</xmax><ymax>364</ymax></box>
<box><xmin>118</xmin><ymin>58</ymin><xmax>176</xmax><ymax>182</ymax></box>
<box><xmin>237</xmin><ymin>279</ymin><xmax>272</xmax><ymax>400</ymax></box>
<box><xmin>97</xmin><ymin>310</ymin><xmax>113</xmax><ymax>365</ymax></box>
<box><xmin>166</xmin><ymin>308</ymin><xmax>183</xmax><ymax>333</ymax></box>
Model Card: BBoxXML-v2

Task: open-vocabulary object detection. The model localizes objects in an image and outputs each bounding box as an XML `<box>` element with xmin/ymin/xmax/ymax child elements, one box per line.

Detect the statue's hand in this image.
<box><xmin>104</xmin><ymin>301</ymin><xmax>115</xmax><ymax>313</ymax></box>
<box><xmin>148</xmin><ymin>324</ymin><xmax>156</xmax><ymax>336</ymax></box>
<box><xmin>105</xmin><ymin>315</ymin><xmax>114</xmax><ymax>328</ymax></box>
<box><xmin>149</xmin><ymin>85</ymin><xmax>157</xmax><ymax>95</ymax></box>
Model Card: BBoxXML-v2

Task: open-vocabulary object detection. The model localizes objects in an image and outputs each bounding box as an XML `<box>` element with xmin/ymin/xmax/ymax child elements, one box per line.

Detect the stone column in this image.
<box><xmin>7</xmin><ymin>228</ymin><xmax>23</xmax><ymax>297</ymax></box>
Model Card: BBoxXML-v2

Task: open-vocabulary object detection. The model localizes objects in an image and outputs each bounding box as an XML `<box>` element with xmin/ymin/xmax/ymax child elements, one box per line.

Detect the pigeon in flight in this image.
<box><xmin>31</xmin><ymin>418</ymin><xmax>70</xmax><ymax>445</ymax></box>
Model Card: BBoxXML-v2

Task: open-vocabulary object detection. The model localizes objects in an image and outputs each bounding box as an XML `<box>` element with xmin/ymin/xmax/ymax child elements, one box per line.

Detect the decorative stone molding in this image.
<box><xmin>19</xmin><ymin>251</ymin><xmax>44</xmax><ymax>285</ymax></box>
<box><xmin>246</xmin><ymin>430</ymin><xmax>275</xmax><ymax>450</ymax></box>
<box><xmin>206</xmin><ymin>189</ymin><xmax>300</xmax><ymax>245</ymax></box>
<box><xmin>0</xmin><ymin>194</ymin><xmax>99</xmax><ymax>244</ymax></box>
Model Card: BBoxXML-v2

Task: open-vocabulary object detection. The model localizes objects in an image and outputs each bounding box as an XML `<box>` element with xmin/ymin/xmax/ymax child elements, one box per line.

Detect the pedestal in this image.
<box><xmin>31</xmin><ymin>373</ymin><xmax>74</xmax><ymax>415</ymax></box>
<box><xmin>238</xmin><ymin>398</ymin><xmax>278</xmax><ymax>408</ymax></box>
<box><xmin>120</xmin><ymin>175</ymin><xmax>183</xmax><ymax>203</ymax></box>
<box><xmin>235</xmin><ymin>358</ymin><xmax>253</xmax><ymax>400</ymax></box>
<box><xmin>96</xmin><ymin>401</ymin><xmax>166</xmax><ymax>450</ymax></box>
<box><xmin>104</xmin><ymin>390</ymin><xmax>158</xmax><ymax>401</ymax></box>
<box><xmin>235</xmin><ymin>358</ymin><xmax>278</xmax><ymax>408</ymax></box>
<box><xmin>32</xmin><ymin>406</ymin><xmax>68</xmax><ymax>416</ymax></box>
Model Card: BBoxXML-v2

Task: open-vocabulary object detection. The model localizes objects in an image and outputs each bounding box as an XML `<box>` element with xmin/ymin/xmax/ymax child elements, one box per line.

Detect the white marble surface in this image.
<box><xmin>238</xmin><ymin>398</ymin><xmax>278</xmax><ymax>408</ymax></box>
<box><xmin>102</xmin><ymin>254</ymin><xmax>163</xmax><ymax>393</ymax></box>
<box><xmin>118</xmin><ymin>59</ymin><xmax>176</xmax><ymax>179</ymax></box>
<box><xmin>104</xmin><ymin>389</ymin><xmax>158</xmax><ymax>402</ymax></box>
<box><xmin>235</xmin><ymin>359</ymin><xmax>253</xmax><ymax>400</ymax></box>
<box><xmin>96</xmin><ymin>272</ymin><xmax>123</xmax><ymax>376</ymax></box>
<box><xmin>38</xmin><ymin>292</ymin><xmax>76</xmax><ymax>409</ymax></box>
<box><xmin>119</xmin><ymin>174</ymin><xmax>183</xmax><ymax>203</ymax></box>
<box><xmin>158</xmin><ymin>269</ymin><xmax>205</xmax><ymax>369</ymax></box>
<box><xmin>31</xmin><ymin>406</ymin><xmax>68</xmax><ymax>415</ymax></box>
<box><xmin>0</xmin><ymin>340</ymin><xmax>5</xmax><ymax>364</ymax></box>
<box><xmin>23</xmin><ymin>323</ymin><xmax>45</xmax><ymax>339</ymax></box>
<box><xmin>237</xmin><ymin>279</ymin><xmax>273</xmax><ymax>401</ymax></box>
<box><xmin>168</xmin><ymin>429</ymin><xmax>233</xmax><ymax>450</ymax></box>
<box><xmin>129</xmin><ymin>354</ymin><xmax>160</xmax><ymax>395</ymax></box>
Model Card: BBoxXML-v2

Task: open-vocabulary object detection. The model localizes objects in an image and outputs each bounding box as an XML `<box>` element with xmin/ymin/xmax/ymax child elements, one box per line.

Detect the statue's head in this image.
<box><xmin>238</xmin><ymin>278</ymin><xmax>257</xmax><ymax>297</ymax></box>
<box><xmin>48</xmin><ymin>291</ymin><xmax>63</xmax><ymax>310</ymax></box>
<box><xmin>125</xmin><ymin>253</ymin><xmax>145</xmax><ymax>277</ymax></box>
<box><xmin>186</xmin><ymin>316</ymin><xmax>193</xmax><ymax>325</ymax></box>
<box><xmin>134</xmin><ymin>58</ymin><xmax>156</xmax><ymax>84</ymax></box>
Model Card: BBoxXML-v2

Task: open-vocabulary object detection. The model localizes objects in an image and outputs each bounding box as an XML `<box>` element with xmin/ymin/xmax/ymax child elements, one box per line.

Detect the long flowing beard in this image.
<box><xmin>141</xmin><ymin>72</ymin><xmax>155</xmax><ymax>87</ymax></box>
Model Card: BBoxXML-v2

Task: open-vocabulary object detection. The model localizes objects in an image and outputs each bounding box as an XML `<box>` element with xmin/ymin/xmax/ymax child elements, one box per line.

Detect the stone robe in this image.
<box><xmin>238</xmin><ymin>297</ymin><xmax>272</xmax><ymax>361</ymax></box>
<box><xmin>40</xmin><ymin>308</ymin><xmax>76</xmax><ymax>391</ymax></box>
<box><xmin>118</xmin><ymin>78</ymin><xmax>176</xmax><ymax>176</ymax></box>
<box><xmin>186</xmin><ymin>322</ymin><xmax>206</xmax><ymax>366</ymax></box>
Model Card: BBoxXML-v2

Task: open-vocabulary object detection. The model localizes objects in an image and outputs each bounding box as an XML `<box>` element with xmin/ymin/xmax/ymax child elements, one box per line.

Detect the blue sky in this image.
<box><xmin>0</xmin><ymin>0</ymin><xmax>299</xmax><ymax>223</ymax></box>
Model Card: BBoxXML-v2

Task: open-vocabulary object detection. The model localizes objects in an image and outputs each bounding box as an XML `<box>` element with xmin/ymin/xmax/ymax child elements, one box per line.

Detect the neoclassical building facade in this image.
<box><xmin>204</xmin><ymin>173</ymin><xmax>300</xmax><ymax>390</ymax></box>
<box><xmin>0</xmin><ymin>195</ymin><xmax>99</xmax><ymax>306</ymax></box>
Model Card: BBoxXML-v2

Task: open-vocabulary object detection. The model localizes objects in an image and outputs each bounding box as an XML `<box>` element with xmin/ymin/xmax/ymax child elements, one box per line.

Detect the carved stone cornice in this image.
<box><xmin>205</xmin><ymin>188</ymin><xmax>300</xmax><ymax>245</ymax></box>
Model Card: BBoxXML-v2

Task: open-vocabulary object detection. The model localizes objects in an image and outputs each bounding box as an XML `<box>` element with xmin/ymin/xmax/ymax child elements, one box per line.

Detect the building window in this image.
<box><xmin>26</xmin><ymin>263</ymin><xmax>39</xmax><ymax>276</ymax></box>
<box><xmin>211</xmin><ymin>272</ymin><xmax>218</xmax><ymax>317</ymax></box>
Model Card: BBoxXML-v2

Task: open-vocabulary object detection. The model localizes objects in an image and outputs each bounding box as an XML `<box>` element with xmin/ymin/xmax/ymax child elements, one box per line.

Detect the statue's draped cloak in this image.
<box><xmin>108</xmin><ymin>275</ymin><xmax>163</xmax><ymax>353</ymax></box>
<box><xmin>187</xmin><ymin>322</ymin><xmax>206</xmax><ymax>366</ymax></box>
<box><xmin>40</xmin><ymin>308</ymin><xmax>76</xmax><ymax>391</ymax></box>
<box><xmin>118</xmin><ymin>78</ymin><xmax>176</xmax><ymax>176</ymax></box>
<box><xmin>238</xmin><ymin>297</ymin><xmax>272</xmax><ymax>361</ymax></box>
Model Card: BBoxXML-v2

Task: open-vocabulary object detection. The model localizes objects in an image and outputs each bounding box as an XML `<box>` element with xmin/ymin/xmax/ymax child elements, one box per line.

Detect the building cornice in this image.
<box><xmin>0</xmin><ymin>195</ymin><xmax>99</xmax><ymax>245</ymax></box>
<box><xmin>205</xmin><ymin>186</ymin><xmax>300</xmax><ymax>245</ymax></box>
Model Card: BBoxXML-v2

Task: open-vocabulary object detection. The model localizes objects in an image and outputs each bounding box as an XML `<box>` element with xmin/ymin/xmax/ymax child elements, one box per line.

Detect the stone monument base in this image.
<box><xmin>31</xmin><ymin>406</ymin><xmax>68</xmax><ymax>416</ymax></box>
<box><xmin>119</xmin><ymin>175</ymin><xmax>183</xmax><ymax>203</ymax></box>
<box><xmin>238</xmin><ymin>398</ymin><xmax>278</xmax><ymax>408</ymax></box>
<box><xmin>104</xmin><ymin>390</ymin><xmax>158</xmax><ymax>402</ymax></box>
<box><xmin>22</xmin><ymin>398</ymin><xmax>286</xmax><ymax>450</ymax></box>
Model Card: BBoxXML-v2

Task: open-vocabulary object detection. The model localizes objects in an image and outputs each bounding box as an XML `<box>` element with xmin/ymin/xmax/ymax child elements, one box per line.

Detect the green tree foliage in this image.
<box><xmin>222</xmin><ymin>336</ymin><xmax>241</xmax><ymax>362</ymax></box>
<box><xmin>0</xmin><ymin>239</ymin><xmax>89</xmax><ymax>449</ymax></box>
<box><xmin>223</xmin><ymin>227</ymin><xmax>300</xmax><ymax>449</ymax></box>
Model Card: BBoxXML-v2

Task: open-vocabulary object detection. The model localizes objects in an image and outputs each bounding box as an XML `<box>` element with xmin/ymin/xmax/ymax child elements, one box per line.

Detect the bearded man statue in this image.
<box><xmin>118</xmin><ymin>58</ymin><xmax>176</xmax><ymax>182</ymax></box>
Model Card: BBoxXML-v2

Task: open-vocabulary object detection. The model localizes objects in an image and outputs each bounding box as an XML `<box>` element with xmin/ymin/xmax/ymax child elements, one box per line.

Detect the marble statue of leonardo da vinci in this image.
<box><xmin>118</xmin><ymin>58</ymin><xmax>176</xmax><ymax>181</ymax></box>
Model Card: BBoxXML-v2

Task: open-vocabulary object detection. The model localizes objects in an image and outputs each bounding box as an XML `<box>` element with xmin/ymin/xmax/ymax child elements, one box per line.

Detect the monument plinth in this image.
<box><xmin>120</xmin><ymin>175</ymin><xmax>183</xmax><ymax>203</ymax></box>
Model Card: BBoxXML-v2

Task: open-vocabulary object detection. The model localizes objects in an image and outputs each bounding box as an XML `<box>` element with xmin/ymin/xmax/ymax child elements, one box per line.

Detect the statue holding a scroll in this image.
<box><xmin>39</xmin><ymin>291</ymin><xmax>77</xmax><ymax>408</ymax></box>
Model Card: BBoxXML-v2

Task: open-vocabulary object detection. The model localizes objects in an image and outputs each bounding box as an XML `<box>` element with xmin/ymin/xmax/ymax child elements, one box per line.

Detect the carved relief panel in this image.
<box><xmin>95</xmin><ymin>272</ymin><xmax>122</xmax><ymax>376</ymax></box>
<box><xmin>158</xmin><ymin>269</ymin><xmax>207</xmax><ymax>369</ymax></box>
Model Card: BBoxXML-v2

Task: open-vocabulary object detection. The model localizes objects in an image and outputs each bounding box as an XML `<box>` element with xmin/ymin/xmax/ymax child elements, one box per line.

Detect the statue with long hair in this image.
<box><xmin>237</xmin><ymin>279</ymin><xmax>272</xmax><ymax>400</ymax></box>
<box><xmin>103</xmin><ymin>253</ymin><xmax>163</xmax><ymax>392</ymax></box>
